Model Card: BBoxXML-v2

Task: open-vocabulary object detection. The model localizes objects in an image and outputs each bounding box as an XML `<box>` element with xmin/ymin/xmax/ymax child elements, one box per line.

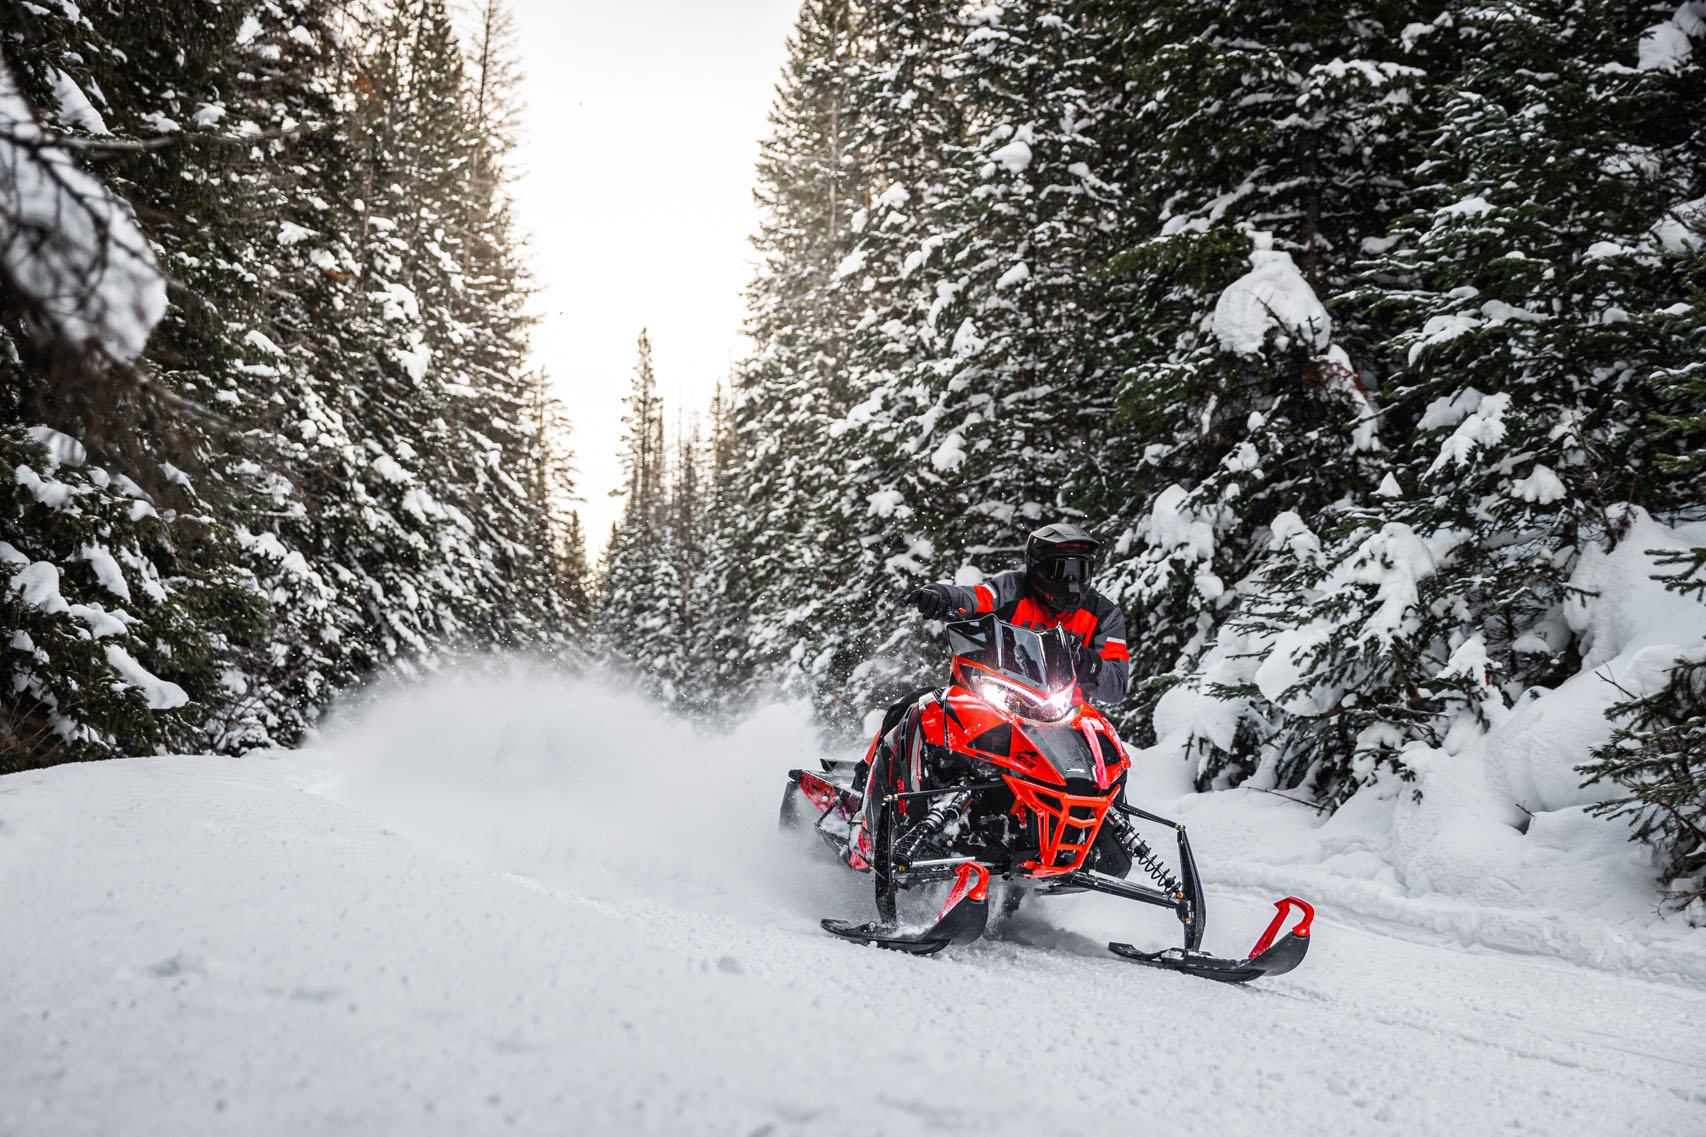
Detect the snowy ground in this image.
<box><xmin>3</xmin><ymin>667</ymin><xmax>1704</xmax><ymax>1136</ymax></box>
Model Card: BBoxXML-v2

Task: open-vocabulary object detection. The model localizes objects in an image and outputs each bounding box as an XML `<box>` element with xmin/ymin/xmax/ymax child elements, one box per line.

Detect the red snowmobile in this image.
<box><xmin>780</xmin><ymin>613</ymin><xmax>1313</xmax><ymax>983</ymax></box>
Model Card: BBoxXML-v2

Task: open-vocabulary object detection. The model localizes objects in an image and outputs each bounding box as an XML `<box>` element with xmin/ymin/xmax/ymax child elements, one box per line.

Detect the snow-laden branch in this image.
<box><xmin>0</xmin><ymin>61</ymin><xmax>165</xmax><ymax>361</ymax></box>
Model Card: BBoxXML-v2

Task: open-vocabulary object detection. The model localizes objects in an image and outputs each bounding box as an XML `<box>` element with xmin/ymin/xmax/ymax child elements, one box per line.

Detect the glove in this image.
<box><xmin>908</xmin><ymin>584</ymin><xmax>956</xmax><ymax>620</ymax></box>
<box><xmin>1072</xmin><ymin>640</ymin><xmax>1104</xmax><ymax>686</ymax></box>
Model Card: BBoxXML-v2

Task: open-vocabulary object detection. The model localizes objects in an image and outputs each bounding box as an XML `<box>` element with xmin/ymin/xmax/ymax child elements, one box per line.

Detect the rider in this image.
<box><xmin>906</xmin><ymin>521</ymin><xmax>1129</xmax><ymax>705</ymax></box>
<box><xmin>857</xmin><ymin>522</ymin><xmax>1129</xmax><ymax>785</ymax></box>
<box><xmin>845</xmin><ymin>521</ymin><xmax>1132</xmax><ymax>868</ymax></box>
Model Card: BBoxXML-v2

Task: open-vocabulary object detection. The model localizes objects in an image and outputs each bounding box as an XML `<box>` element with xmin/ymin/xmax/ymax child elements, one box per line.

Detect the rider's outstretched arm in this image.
<box><xmin>909</xmin><ymin>571</ymin><xmax>1025</xmax><ymax>618</ymax></box>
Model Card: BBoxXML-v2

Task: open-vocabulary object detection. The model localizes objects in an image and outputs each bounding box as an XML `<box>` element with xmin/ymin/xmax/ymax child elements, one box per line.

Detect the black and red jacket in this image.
<box><xmin>933</xmin><ymin>570</ymin><xmax>1130</xmax><ymax>705</ymax></box>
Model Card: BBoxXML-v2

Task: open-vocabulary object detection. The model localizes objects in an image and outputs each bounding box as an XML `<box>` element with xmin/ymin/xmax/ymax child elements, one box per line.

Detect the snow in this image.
<box><xmin>24</xmin><ymin>424</ymin><xmax>87</xmax><ymax>467</ymax></box>
<box><xmin>103</xmin><ymin>643</ymin><xmax>189</xmax><ymax>709</ymax></box>
<box><xmin>950</xmin><ymin>317</ymin><xmax>984</xmax><ymax>357</ymax></box>
<box><xmin>1211</xmin><ymin>243</ymin><xmax>1332</xmax><ymax>356</ymax></box>
<box><xmin>9</xmin><ymin>560</ymin><xmax>70</xmax><ymax>614</ymax></box>
<box><xmin>1426</xmin><ymin>391</ymin><xmax>1509</xmax><ymax>474</ymax></box>
<box><xmin>1255</xmin><ymin>625</ymin><xmax>1337</xmax><ymax>714</ymax></box>
<box><xmin>832</xmin><ymin>247</ymin><xmax>867</xmax><ymax>280</ymax></box>
<box><xmin>1509</xmin><ymin>463</ymin><xmax>1565</xmax><ymax>504</ymax></box>
<box><xmin>3</xmin><ymin>668</ymin><xmax>1703</xmax><ymax>1136</ymax></box>
<box><xmin>49</xmin><ymin>68</ymin><xmax>109</xmax><ymax>135</ymax></box>
<box><xmin>867</xmin><ymin>487</ymin><xmax>904</xmax><ymax>517</ymax></box>
<box><xmin>1439</xmin><ymin>194</ymin><xmax>1495</xmax><ymax>219</ymax></box>
<box><xmin>15</xmin><ymin>463</ymin><xmax>74</xmax><ymax>509</ymax></box>
<box><xmin>276</xmin><ymin>221</ymin><xmax>315</xmax><ymax>247</ymax></box>
<box><xmin>1267</xmin><ymin>509</ymin><xmax>1323</xmax><ymax>564</ymax></box>
<box><xmin>930</xmin><ymin>431</ymin><xmax>967</xmax><ymax>472</ymax></box>
<box><xmin>995</xmin><ymin>261</ymin><xmax>1030</xmax><ymax>289</ymax></box>
<box><xmin>1637</xmin><ymin>10</ymin><xmax>1696</xmax><ymax>72</ymax></box>
<box><xmin>68</xmin><ymin>603</ymin><xmax>129</xmax><ymax>638</ymax></box>
<box><xmin>78</xmin><ymin>543</ymin><xmax>131</xmax><ymax>601</ymax></box>
<box><xmin>1407</xmin><ymin>313</ymin><xmax>1479</xmax><ymax>363</ymax></box>
<box><xmin>988</xmin><ymin>138</ymin><xmax>1032</xmax><ymax>174</ymax></box>
<box><xmin>1653</xmin><ymin>199</ymin><xmax>1705</xmax><ymax>253</ymax></box>
<box><xmin>1148</xmin><ymin>484</ymin><xmax>1215</xmax><ymax>563</ymax></box>
<box><xmin>0</xmin><ymin>65</ymin><xmax>166</xmax><ymax>360</ymax></box>
<box><xmin>1416</xmin><ymin>386</ymin><xmax>1485</xmax><ymax>431</ymax></box>
<box><xmin>1485</xmin><ymin>508</ymin><xmax>1706</xmax><ymax>814</ymax></box>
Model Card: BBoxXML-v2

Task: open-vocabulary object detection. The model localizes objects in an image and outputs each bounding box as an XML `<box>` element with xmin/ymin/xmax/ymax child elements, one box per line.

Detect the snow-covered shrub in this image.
<box><xmin>1583</xmin><ymin>650</ymin><xmax>1706</xmax><ymax>917</ymax></box>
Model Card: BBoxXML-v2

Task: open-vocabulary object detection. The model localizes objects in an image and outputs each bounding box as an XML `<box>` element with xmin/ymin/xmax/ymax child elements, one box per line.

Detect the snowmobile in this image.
<box><xmin>779</xmin><ymin>612</ymin><xmax>1313</xmax><ymax>984</ymax></box>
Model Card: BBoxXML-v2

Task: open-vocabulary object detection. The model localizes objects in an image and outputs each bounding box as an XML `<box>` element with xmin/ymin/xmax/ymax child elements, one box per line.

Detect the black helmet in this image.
<box><xmin>1025</xmin><ymin>522</ymin><xmax>1099</xmax><ymax>612</ymax></box>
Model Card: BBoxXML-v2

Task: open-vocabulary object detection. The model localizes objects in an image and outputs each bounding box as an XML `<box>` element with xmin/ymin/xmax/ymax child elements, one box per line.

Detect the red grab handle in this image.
<box><xmin>1248</xmin><ymin>896</ymin><xmax>1314</xmax><ymax>958</ymax></box>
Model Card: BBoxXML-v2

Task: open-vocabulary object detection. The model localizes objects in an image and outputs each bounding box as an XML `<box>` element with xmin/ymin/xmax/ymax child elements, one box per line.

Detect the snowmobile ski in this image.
<box><xmin>1109</xmin><ymin>896</ymin><xmax>1313</xmax><ymax>984</ymax></box>
<box><xmin>821</xmin><ymin>861</ymin><xmax>990</xmax><ymax>955</ymax></box>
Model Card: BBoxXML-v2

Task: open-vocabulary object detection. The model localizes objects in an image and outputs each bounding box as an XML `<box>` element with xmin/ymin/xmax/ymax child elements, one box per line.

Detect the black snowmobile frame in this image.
<box><xmin>811</xmin><ymin>776</ymin><xmax>1313</xmax><ymax>984</ymax></box>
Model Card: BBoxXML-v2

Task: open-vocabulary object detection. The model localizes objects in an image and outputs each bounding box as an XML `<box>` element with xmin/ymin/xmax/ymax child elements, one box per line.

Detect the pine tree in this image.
<box><xmin>689</xmin><ymin>380</ymin><xmax>755</xmax><ymax>711</ymax></box>
<box><xmin>597</xmin><ymin>331</ymin><xmax>683</xmax><ymax>699</ymax></box>
<box><xmin>729</xmin><ymin>0</ymin><xmax>869</xmax><ymax>714</ymax></box>
<box><xmin>2</xmin><ymin>0</ymin><xmax>588</xmax><ymax>766</ymax></box>
<box><xmin>1087</xmin><ymin>1</ymin><xmax>1435</xmax><ymax>762</ymax></box>
<box><xmin>1582</xmin><ymin>645</ymin><xmax>1706</xmax><ymax>918</ymax></box>
<box><xmin>1</xmin><ymin>1</ymin><xmax>272</xmax><ymax>766</ymax></box>
<box><xmin>1257</xmin><ymin>0</ymin><xmax>1706</xmax><ymax>798</ymax></box>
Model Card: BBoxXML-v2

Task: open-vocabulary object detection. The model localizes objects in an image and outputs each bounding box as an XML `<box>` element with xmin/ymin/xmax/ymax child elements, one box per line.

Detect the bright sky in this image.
<box><xmin>505</xmin><ymin>0</ymin><xmax>802</xmax><ymax>556</ymax></box>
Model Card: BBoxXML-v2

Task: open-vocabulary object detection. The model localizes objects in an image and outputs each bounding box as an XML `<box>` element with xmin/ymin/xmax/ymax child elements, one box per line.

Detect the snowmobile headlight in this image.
<box><xmin>972</xmin><ymin>675</ymin><xmax>1075</xmax><ymax>722</ymax></box>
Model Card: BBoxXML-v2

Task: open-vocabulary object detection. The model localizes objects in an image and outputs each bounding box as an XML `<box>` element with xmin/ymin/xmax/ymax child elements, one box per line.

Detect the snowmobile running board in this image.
<box><xmin>1109</xmin><ymin>897</ymin><xmax>1314</xmax><ymax>984</ymax></box>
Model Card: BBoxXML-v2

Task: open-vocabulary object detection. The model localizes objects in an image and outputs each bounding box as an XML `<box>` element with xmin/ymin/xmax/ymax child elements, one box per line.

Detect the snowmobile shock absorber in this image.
<box><xmin>894</xmin><ymin>788</ymin><xmax>973</xmax><ymax>866</ymax></box>
<box><xmin>1103</xmin><ymin>810</ymin><xmax>1183</xmax><ymax>897</ymax></box>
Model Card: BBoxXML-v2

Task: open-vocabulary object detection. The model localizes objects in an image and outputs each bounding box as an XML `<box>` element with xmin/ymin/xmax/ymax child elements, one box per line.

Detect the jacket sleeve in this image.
<box><xmin>934</xmin><ymin>571</ymin><xmax>1025</xmax><ymax>618</ymax></box>
<box><xmin>1083</xmin><ymin>595</ymin><xmax>1131</xmax><ymax>705</ymax></box>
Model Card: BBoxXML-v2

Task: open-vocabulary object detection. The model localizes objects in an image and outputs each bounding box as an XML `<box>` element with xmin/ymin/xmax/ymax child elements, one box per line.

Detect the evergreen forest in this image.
<box><xmin>4</xmin><ymin>0</ymin><xmax>1704</xmax><ymax>906</ymax></box>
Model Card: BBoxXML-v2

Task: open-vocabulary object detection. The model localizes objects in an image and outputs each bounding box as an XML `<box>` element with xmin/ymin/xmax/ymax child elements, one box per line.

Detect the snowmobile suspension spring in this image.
<box><xmin>1107</xmin><ymin>811</ymin><xmax>1182</xmax><ymax>896</ymax></box>
<box><xmin>896</xmin><ymin>789</ymin><xmax>972</xmax><ymax>860</ymax></box>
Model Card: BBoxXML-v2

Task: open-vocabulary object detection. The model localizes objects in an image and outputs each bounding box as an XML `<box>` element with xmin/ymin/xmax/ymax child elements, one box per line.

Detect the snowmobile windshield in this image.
<box><xmin>946</xmin><ymin>615</ymin><xmax>1077</xmax><ymax>695</ymax></box>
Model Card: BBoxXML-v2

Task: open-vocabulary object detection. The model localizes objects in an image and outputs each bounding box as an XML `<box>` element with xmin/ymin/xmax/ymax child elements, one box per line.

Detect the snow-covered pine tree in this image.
<box><xmin>796</xmin><ymin>0</ymin><xmax>964</xmax><ymax>728</ymax></box>
<box><xmin>1576</xmin><ymin>4</ymin><xmax>1706</xmax><ymax>914</ymax></box>
<box><xmin>1</xmin><ymin>2</ymin><xmax>276</xmax><ymax>766</ymax></box>
<box><xmin>1252</xmin><ymin>0</ymin><xmax>1706</xmax><ymax>800</ymax></box>
<box><xmin>1087</xmin><ymin>1</ymin><xmax>1434</xmax><ymax>764</ymax></box>
<box><xmin>526</xmin><ymin>376</ymin><xmax>593</xmax><ymax>640</ymax></box>
<box><xmin>922</xmin><ymin>0</ymin><xmax>1127</xmax><ymax>546</ymax></box>
<box><xmin>687</xmin><ymin>380</ymin><xmax>755</xmax><ymax>713</ymax></box>
<box><xmin>321</xmin><ymin>0</ymin><xmax>570</xmax><ymax>674</ymax></box>
<box><xmin>597</xmin><ymin>331</ymin><xmax>685</xmax><ymax>699</ymax></box>
<box><xmin>1581</xmin><ymin>634</ymin><xmax>1706</xmax><ymax>919</ymax></box>
<box><xmin>3</xmin><ymin>0</ymin><xmax>586</xmax><ymax>767</ymax></box>
<box><xmin>431</xmin><ymin>0</ymin><xmax>572</xmax><ymax>655</ymax></box>
<box><xmin>814</xmin><ymin>1</ymin><xmax>1132</xmax><ymax>728</ymax></box>
<box><xmin>729</xmin><ymin>0</ymin><xmax>869</xmax><ymax>712</ymax></box>
<box><xmin>178</xmin><ymin>0</ymin><xmax>369</xmax><ymax>751</ymax></box>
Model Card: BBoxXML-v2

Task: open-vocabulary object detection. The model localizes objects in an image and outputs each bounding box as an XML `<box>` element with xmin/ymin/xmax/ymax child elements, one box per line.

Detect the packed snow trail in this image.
<box><xmin>2</xmin><ymin>667</ymin><xmax>1704</xmax><ymax>1137</ymax></box>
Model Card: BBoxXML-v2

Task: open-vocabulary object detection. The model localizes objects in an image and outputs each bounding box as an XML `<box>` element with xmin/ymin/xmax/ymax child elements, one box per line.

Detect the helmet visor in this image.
<box><xmin>1036</xmin><ymin>553</ymin><xmax>1092</xmax><ymax>585</ymax></box>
